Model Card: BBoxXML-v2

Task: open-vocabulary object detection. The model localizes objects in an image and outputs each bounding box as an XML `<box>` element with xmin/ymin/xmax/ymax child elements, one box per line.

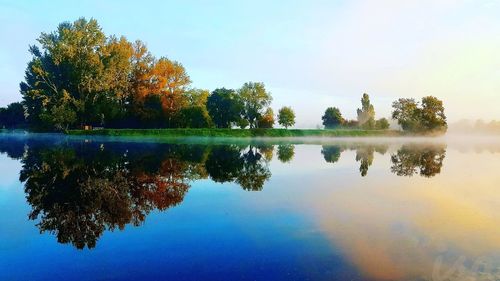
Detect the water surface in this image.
<box><xmin>0</xmin><ymin>134</ymin><xmax>499</xmax><ymax>280</ymax></box>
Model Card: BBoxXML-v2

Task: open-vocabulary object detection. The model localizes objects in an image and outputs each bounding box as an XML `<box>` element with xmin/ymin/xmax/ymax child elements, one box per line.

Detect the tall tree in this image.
<box><xmin>277</xmin><ymin>106</ymin><xmax>295</xmax><ymax>129</ymax></box>
<box><xmin>20</xmin><ymin>18</ymin><xmax>133</xmax><ymax>130</ymax></box>
<box><xmin>322</xmin><ymin>107</ymin><xmax>344</xmax><ymax>129</ymax></box>
<box><xmin>357</xmin><ymin>93</ymin><xmax>375</xmax><ymax>129</ymax></box>
<box><xmin>238</xmin><ymin>82</ymin><xmax>272</xmax><ymax>128</ymax></box>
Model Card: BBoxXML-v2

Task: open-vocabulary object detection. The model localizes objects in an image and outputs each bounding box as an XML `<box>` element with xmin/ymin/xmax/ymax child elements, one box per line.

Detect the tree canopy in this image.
<box><xmin>322</xmin><ymin>107</ymin><xmax>344</xmax><ymax>128</ymax></box>
<box><xmin>392</xmin><ymin>96</ymin><xmax>447</xmax><ymax>133</ymax></box>
<box><xmin>238</xmin><ymin>82</ymin><xmax>272</xmax><ymax>128</ymax></box>
<box><xmin>277</xmin><ymin>106</ymin><xmax>295</xmax><ymax>129</ymax></box>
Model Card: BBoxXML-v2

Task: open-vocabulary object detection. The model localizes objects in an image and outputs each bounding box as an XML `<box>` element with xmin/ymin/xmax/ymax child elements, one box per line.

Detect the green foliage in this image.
<box><xmin>277</xmin><ymin>144</ymin><xmax>295</xmax><ymax>163</ymax></box>
<box><xmin>375</xmin><ymin>118</ymin><xmax>390</xmax><ymax>130</ymax></box>
<box><xmin>236</xmin><ymin>118</ymin><xmax>249</xmax><ymax>129</ymax></box>
<box><xmin>322</xmin><ymin>107</ymin><xmax>344</xmax><ymax>128</ymax></box>
<box><xmin>238</xmin><ymin>82</ymin><xmax>272</xmax><ymax>128</ymax></box>
<box><xmin>277</xmin><ymin>106</ymin><xmax>295</xmax><ymax>129</ymax></box>
<box><xmin>257</xmin><ymin>108</ymin><xmax>275</xmax><ymax>128</ymax></box>
<box><xmin>321</xmin><ymin>146</ymin><xmax>342</xmax><ymax>163</ymax></box>
<box><xmin>357</xmin><ymin>93</ymin><xmax>375</xmax><ymax>129</ymax></box>
<box><xmin>392</xmin><ymin>96</ymin><xmax>447</xmax><ymax>133</ymax></box>
<box><xmin>206</xmin><ymin>88</ymin><xmax>243</xmax><ymax>128</ymax></box>
<box><xmin>0</xmin><ymin>102</ymin><xmax>27</xmax><ymax>129</ymax></box>
<box><xmin>180</xmin><ymin>106</ymin><xmax>212</xmax><ymax>128</ymax></box>
<box><xmin>67</xmin><ymin>128</ymin><xmax>399</xmax><ymax>138</ymax></box>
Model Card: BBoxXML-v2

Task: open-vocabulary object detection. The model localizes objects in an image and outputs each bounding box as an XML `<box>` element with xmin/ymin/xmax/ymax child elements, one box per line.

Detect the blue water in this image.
<box><xmin>0</xmin><ymin>133</ymin><xmax>499</xmax><ymax>280</ymax></box>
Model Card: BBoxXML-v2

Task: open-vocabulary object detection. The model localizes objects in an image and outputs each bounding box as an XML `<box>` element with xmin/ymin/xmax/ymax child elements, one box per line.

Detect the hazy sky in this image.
<box><xmin>1</xmin><ymin>0</ymin><xmax>499</xmax><ymax>127</ymax></box>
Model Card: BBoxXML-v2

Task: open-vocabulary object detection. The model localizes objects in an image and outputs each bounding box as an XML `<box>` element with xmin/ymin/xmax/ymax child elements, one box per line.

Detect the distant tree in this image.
<box><xmin>343</xmin><ymin>119</ymin><xmax>359</xmax><ymax>129</ymax></box>
<box><xmin>277</xmin><ymin>144</ymin><xmax>295</xmax><ymax>163</ymax></box>
<box><xmin>207</xmin><ymin>88</ymin><xmax>243</xmax><ymax>128</ymax></box>
<box><xmin>277</xmin><ymin>106</ymin><xmax>295</xmax><ymax>129</ymax></box>
<box><xmin>322</xmin><ymin>107</ymin><xmax>344</xmax><ymax>129</ymax></box>
<box><xmin>392</xmin><ymin>96</ymin><xmax>447</xmax><ymax>133</ymax></box>
<box><xmin>375</xmin><ymin>118</ymin><xmax>390</xmax><ymax>130</ymax></box>
<box><xmin>0</xmin><ymin>102</ymin><xmax>27</xmax><ymax>129</ymax></box>
<box><xmin>357</xmin><ymin>93</ymin><xmax>375</xmax><ymax>129</ymax></box>
<box><xmin>238</xmin><ymin>82</ymin><xmax>272</xmax><ymax>128</ymax></box>
<box><xmin>257</xmin><ymin>108</ymin><xmax>275</xmax><ymax>128</ymax></box>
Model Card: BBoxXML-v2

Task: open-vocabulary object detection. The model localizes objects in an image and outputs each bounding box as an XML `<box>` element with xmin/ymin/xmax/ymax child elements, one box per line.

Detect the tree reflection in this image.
<box><xmin>321</xmin><ymin>144</ymin><xmax>388</xmax><ymax>177</ymax></box>
<box><xmin>355</xmin><ymin>146</ymin><xmax>374</xmax><ymax>177</ymax></box>
<box><xmin>0</xmin><ymin>137</ymin><xmax>452</xmax><ymax>249</ymax></box>
<box><xmin>390</xmin><ymin>145</ymin><xmax>446</xmax><ymax>177</ymax></box>
<box><xmin>18</xmin><ymin>144</ymin><xmax>199</xmax><ymax>249</ymax></box>
<box><xmin>277</xmin><ymin>144</ymin><xmax>295</xmax><ymax>163</ymax></box>
<box><xmin>237</xmin><ymin>146</ymin><xmax>272</xmax><ymax>191</ymax></box>
<box><xmin>321</xmin><ymin>145</ymin><xmax>343</xmax><ymax>163</ymax></box>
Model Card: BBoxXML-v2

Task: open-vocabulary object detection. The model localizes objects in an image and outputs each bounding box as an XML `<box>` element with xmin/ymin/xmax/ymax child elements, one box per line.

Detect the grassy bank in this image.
<box><xmin>66</xmin><ymin>128</ymin><xmax>402</xmax><ymax>138</ymax></box>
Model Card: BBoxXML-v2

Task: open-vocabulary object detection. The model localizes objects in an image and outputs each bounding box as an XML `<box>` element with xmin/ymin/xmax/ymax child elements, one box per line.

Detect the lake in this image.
<box><xmin>0</xmin><ymin>133</ymin><xmax>499</xmax><ymax>281</ymax></box>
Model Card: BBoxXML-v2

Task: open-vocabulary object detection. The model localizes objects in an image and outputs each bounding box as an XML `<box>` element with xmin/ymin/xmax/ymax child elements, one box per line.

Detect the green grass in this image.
<box><xmin>66</xmin><ymin>128</ymin><xmax>402</xmax><ymax>138</ymax></box>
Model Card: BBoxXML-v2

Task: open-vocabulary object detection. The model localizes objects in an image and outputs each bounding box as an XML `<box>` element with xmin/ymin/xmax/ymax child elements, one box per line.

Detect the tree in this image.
<box><xmin>420</xmin><ymin>96</ymin><xmax>447</xmax><ymax>132</ymax></box>
<box><xmin>179</xmin><ymin>89</ymin><xmax>212</xmax><ymax>128</ymax></box>
<box><xmin>179</xmin><ymin>106</ymin><xmax>212</xmax><ymax>128</ymax></box>
<box><xmin>357</xmin><ymin>93</ymin><xmax>375</xmax><ymax>129</ymax></box>
<box><xmin>151</xmin><ymin>57</ymin><xmax>191</xmax><ymax>127</ymax></box>
<box><xmin>257</xmin><ymin>108</ymin><xmax>275</xmax><ymax>128</ymax></box>
<box><xmin>238</xmin><ymin>82</ymin><xmax>272</xmax><ymax>128</ymax></box>
<box><xmin>20</xmin><ymin>18</ymin><xmax>136</xmax><ymax>130</ymax></box>
<box><xmin>277</xmin><ymin>106</ymin><xmax>295</xmax><ymax>129</ymax></box>
<box><xmin>392</xmin><ymin>96</ymin><xmax>447</xmax><ymax>133</ymax></box>
<box><xmin>392</xmin><ymin>98</ymin><xmax>421</xmax><ymax>132</ymax></box>
<box><xmin>322</xmin><ymin>107</ymin><xmax>344</xmax><ymax>128</ymax></box>
<box><xmin>375</xmin><ymin>118</ymin><xmax>390</xmax><ymax>130</ymax></box>
<box><xmin>206</xmin><ymin>88</ymin><xmax>243</xmax><ymax>128</ymax></box>
<box><xmin>0</xmin><ymin>102</ymin><xmax>26</xmax><ymax>129</ymax></box>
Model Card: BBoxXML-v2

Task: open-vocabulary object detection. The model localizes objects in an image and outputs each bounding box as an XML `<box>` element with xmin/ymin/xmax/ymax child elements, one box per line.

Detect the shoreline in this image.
<box><xmin>65</xmin><ymin>128</ymin><xmax>402</xmax><ymax>138</ymax></box>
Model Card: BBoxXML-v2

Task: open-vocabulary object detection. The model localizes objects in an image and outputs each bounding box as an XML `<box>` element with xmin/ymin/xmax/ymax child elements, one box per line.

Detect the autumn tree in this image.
<box><xmin>277</xmin><ymin>106</ymin><xmax>295</xmax><ymax>129</ymax></box>
<box><xmin>238</xmin><ymin>82</ymin><xmax>272</xmax><ymax>128</ymax></box>
<box><xmin>257</xmin><ymin>108</ymin><xmax>275</xmax><ymax>128</ymax></box>
<box><xmin>20</xmin><ymin>18</ymin><xmax>137</xmax><ymax>130</ymax></box>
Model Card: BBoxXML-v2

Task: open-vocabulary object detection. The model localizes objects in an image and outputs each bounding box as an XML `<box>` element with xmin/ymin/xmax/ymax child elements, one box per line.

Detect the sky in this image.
<box><xmin>1</xmin><ymin>0</ymin><xmax>499</xmax><ymax>128</ymax></box>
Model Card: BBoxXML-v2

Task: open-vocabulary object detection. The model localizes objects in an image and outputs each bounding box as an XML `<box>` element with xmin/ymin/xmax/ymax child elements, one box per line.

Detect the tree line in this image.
<box><xmin>321</xmin><ymin>93</ymin><xmax>447</xmax><ymax>133</ymax></box>
<box><xmin>0</xmin><ymin>18</ymin><xmax>447</xmax><ymax>134</ymax></box>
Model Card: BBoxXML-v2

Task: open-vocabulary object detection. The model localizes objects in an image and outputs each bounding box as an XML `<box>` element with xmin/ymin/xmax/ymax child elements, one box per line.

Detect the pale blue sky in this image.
<box><xmin>1</xmin><ymin>0</ymin><xmax>500</xmax><ymax>127</ymax></box>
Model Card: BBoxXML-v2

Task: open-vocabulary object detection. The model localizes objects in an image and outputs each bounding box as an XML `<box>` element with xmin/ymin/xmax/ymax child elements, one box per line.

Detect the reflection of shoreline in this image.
<box><xmin>0</xmin><ymin>140</ymin><xmax>277</xmax><ymax>249</ymax></box>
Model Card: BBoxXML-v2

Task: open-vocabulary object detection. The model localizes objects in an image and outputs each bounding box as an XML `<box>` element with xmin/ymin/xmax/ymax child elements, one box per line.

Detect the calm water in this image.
<box><xmin>0</xmin><ymin>133</ymin><xmax>499</xmax><ymax>281</ymax></box>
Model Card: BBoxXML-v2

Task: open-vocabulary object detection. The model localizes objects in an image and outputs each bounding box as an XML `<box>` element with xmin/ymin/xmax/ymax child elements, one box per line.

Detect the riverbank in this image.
<box><xmin>66</xmin><ymin>128</ymin><xmax>402</xmax><ymax>138</ymax></box>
